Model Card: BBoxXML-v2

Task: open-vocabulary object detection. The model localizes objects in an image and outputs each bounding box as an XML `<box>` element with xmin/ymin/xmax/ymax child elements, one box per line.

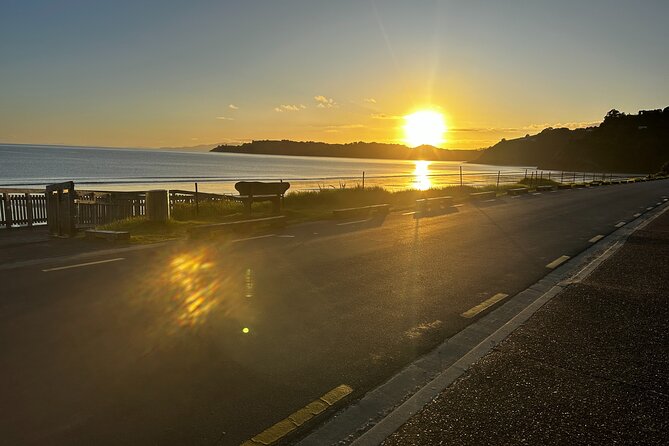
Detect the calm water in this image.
<box><xmin>0</xmin><ymin>144</ymin><xmax>531</xmax><ymax>194</ymax></box>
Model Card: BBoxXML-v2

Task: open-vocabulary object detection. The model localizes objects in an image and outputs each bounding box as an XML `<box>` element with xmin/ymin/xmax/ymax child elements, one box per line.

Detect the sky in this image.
<box><xmin>1</xmin><ymin>0</ymin><xmax>668</xmax><ymax>150</ymax></box>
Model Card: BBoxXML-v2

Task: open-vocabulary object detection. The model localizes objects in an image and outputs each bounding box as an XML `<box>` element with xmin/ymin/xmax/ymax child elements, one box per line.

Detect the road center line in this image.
<box><xmin>461</xmin><ymin>293</ymin><xmax>509</xmax><ymax>318</ymax></box>
<box><xmin>42</xmin><ymin>257</ymin><xmax>125</xmax><ymax>272</ymax></box>
<box><xmin>589</xmin><ymin>235</ymin><xmax>604</xmax><ymax>243</ymax></box>
<box><xmin>546</xmin><ymin>255</ymin><xmax>570</xmax><ymax>269</ymax></box>
<box><xmin>614</xmin><ymin>221</ymin><xmax>626</xmax><ymax>228</ymax></box>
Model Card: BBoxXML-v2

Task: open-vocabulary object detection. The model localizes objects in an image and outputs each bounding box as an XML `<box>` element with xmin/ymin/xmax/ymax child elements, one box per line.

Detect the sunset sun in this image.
<box><xmin>403</xmin><ymin>110</ymin><xmax>447</xmax><ymax>147</ymax></box>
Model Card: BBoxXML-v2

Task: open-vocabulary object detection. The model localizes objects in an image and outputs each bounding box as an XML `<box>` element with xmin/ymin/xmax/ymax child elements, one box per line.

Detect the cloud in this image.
<box><xmin>325</xmin><ymin>124</ymin><xmax>366</xmax><ymax>130</ymax></box>
<box><xmin>228</xmin><ymin>104</ymin><xmax>239</xmax><ymax>110</ymax></box>
<box><xmin>314</xmin><ymin>95</ymin><xmax>337</xmax><ymax>108</ymax></box>
<box><xmin>216</xmin><ymin>116</ymin><xmax>234</xmax><ymax>121</ymax></box>
<box><xmin>274</xmin><ymin>104</ymin><xmax>306</xmax><ymax>112</ymax></box>
<box><xmin>370</xmin><ymin>113</ymin><xmax>401</xmax><ymax>120</ymax></box>
<box><xmin>363</xmin><ymin>98</ymin><xmax>377</xmax><ymax>104</ymax></box>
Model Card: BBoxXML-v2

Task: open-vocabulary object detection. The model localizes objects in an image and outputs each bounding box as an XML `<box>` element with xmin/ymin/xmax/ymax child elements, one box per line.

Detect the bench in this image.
<box><xmin>415</xmin><ymin>196</ymin><xmax>453</xmax><ymax>216</ymax></box>
<box><xmin>188</xmin><ymin>215</ymin><xmax>287</xmax><ymax>239</ymax></box>
<box><xmin>536</xmin><ymin>185</ymin><xmax>554</xmax><ymax>192</ymax></box>
<box><xmin>85</xmin><ymin>229</ymin><xmax>130</xmax><ymax>241</ymax></box>
<box><xmin>508</xmin><ymin>187</ymin><xmax>530</xmax><ymax>196</ymax></box>
<box><xmin>469</xmin><ymin>191</ymin><xmax>496</xmax><ymax>200</ymax></box>
<box><xmin>332</xmin><ymin>204</ymin><xmax>390</xmax><ymax>220</ymax></box>
<box><xmin>234</xmin><ymin>181</ymin><xmax>290</xmax><ymax>214</ymax></box>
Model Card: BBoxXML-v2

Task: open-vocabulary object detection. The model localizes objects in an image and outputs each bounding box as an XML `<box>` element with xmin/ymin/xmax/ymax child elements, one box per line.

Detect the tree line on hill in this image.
<box><xmin>474</xmin><ymin>107</ymin><xmax>669</xmax><ymax>174</ymax></box>
<box><xmin>211</xmin><ymin>140</ymin><xmax>480</xmax><ymax>162</ymax></box>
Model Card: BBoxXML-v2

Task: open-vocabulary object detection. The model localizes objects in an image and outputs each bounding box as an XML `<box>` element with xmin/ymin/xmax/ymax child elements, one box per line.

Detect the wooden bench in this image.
<box><xmin>332</xmin><ymin>204</ymin><xmax>390</xmax><ymax>220</ymax></box>
<box><xmin>85</xmin><ymin>229</ymin><xmax>130</xmax><ymax>241</ymax></box>
<box><xmin>415</xmin><ymin>196</ymin><xmax>453</xmax><ymax>216</ymax></box>
<box><xmin>234</xmin><ymin>181</ymin><xmax>290</xmax><ymax>214</ymax></box>
<box><xmin>508</xmin><ymin>187</ymin><xmax>530</xmax><ymax>196</ymax></box>
<box><xmin>469</xmin><ymin>191</ymin><xmax>496</xmax><ymax>200</ymax></box>
<box><xmin>188</xmin><ymin>215</ymin><xmax>287</xmax><ymax>239</ymax></box>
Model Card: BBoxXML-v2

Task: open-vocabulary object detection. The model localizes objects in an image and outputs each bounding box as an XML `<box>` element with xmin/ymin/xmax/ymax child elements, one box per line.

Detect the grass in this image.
<box><xmin>98</xmin><ymin>183</ymin><xmax>536</xmax><ymax>242</ymax></box>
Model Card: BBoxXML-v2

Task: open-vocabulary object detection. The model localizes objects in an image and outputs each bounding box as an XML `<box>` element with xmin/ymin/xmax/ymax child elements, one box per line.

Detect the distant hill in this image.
<box><xmin>474</xmin><ymin>107</ymin><xmax>669</xmax><ymax>174</ymax></box>
<box><xmin>211</xmin><ymin>140</ymin><xmax>480</xmax><ymax>162</ymax></box>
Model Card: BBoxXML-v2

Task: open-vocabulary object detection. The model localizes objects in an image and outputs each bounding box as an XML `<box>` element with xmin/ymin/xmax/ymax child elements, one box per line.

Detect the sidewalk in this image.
<box><xmin>382</xmin><ymin>211</ymin><xmax>669</xmax><ymax>445</ymax></box>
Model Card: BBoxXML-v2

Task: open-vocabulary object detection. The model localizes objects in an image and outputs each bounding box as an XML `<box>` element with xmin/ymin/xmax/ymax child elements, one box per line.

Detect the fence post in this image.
<box><xmin>460</xmin><ymin>166</ymin><xmax>463</xmax><ymax>187</ymax></box>
<box><xmin>362</xmin><ymin>171</ymin><xmax>365</xmax><ymax>190</ymax></box>
<box><xmin>496</xmin><ymin>171</ymin><xmax>500</xmax><ymax>190</ymax></box>
<box><xmin>560</xmin><ymin>171</ymin><xmax>564</xmax><ymax>183</ymax></box>
<box><xmin>3</xmin><ymin>193</ymin><xmax>11</xmax><ymax>229</ymax></box>
<box><xmin>539</xmin><ymin>171</ymin><xmax>543</xmax><ymax>183</ymax></box>
<box><xmin>583</xmin><ymin>172</ymin><xmax>586</xmax><ymax>183</ymax></box>
<box><xmin>573</xmin><ymin>172</ymin><xmax>576</xmax><ymax>183</ymax></box>
<box><xmin>195</xmin><ymin>182</ymin><xmax>199</xmax><ymax>216</ymax></box>
<box><xmin>548</xmin><ymin>171</ymin><xmax>551</xmax><ymax>181</ymax></box>
<box><xmin>25</xmin><ymin>193</ymin><xmax>33</xmax><ymax>227</ymax></box>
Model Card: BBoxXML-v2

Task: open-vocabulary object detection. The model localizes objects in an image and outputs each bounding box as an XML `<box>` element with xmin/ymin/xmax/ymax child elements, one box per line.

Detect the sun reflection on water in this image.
<box><xmin>413</xmin><ymin>161</ymin><xmax>432</xmax><ymax>191</ymax></box>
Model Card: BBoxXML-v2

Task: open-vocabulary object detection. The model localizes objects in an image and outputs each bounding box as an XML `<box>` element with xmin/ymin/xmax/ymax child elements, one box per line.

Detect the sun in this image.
<box><xmin>403</xmin><ymin>110</ymin><xmax>447</xmax><ymax>147</ymax></box>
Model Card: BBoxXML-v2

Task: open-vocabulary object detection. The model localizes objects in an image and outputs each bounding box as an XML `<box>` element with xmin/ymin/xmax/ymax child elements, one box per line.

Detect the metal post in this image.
<box><xmin>540</xmin><ymin>171</ymin><xmax>543</xmax><ymax>184</ymax></box>
<box><xmin>560</xmin><ymin>171</ymin><xmax>564</xmax><ymax>183</ymax></box>
<box><xmin>362</xmin><ymin>171</ymin><xmax>365</xmax><ymax>190</ymax></box>
<box><xmin>524</xmin><ymin>169</ymin><xmax>528</xmax><ymax>179</ymax></box>
<box><xmin>460</xmin><ymin>166</ymin><xmax>463</xmax><ymax>187</ymax></box>
<box><xmin>583</xmin><ymin>172</ymin><xmax>586</xmax><ymax>183</ymax></box>
<box><xmin>573</xmin><ymin>172</ymin><xmax>576</xmax><ymax>183</ymax></box>
<box><xmin>3</xmin><ymin>193</ymin><xmax>11</xmax><ymax>229</ymax></box>
<box><xmin>194</xmin><ymin>182</ymin><xmax>199</xmax><ymax>216</ymax></box>
<box><xmin>548</xmin><ymin>171</ymin><xmax>551</xmax><ymax>181</ymax></box>
<box><xmin>496</xmin><ymin>171</ymin><xmax>500</xmax><ymax>190</ymax></box>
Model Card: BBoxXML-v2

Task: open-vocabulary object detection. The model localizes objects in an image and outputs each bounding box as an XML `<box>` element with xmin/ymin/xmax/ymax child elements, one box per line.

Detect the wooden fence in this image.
<box><xmin>1</xmin><ymin>191</ymin><xmax>49</xmax><ymax>228</ymax></box>
<box><xmin>1</xmin><ymin>187</ymin><xmax>234</xmax><ymax>229</ymax></box>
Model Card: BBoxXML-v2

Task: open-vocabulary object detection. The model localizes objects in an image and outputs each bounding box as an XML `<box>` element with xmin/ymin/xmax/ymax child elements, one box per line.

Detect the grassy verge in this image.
<box><xmin>99</xmin><ymin>183</ymin><xmax>532</xmax><ymax>242</ymax></box>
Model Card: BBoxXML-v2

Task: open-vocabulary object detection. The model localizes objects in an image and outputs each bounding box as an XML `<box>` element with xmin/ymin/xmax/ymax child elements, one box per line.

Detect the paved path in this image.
<box><xmin>383</xmin><ymin>203</ymin><xmax>669</xmax><ymax>445</ymax></box>
<box><xmin>0</xmin><ymin>181</ymin><xmax>667</xmax><ymax>445</ymax></box>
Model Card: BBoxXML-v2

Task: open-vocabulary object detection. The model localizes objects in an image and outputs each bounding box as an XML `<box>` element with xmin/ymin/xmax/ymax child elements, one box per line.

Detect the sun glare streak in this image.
<box><xmin>403</xmin><ymin>110</ymin><xmax>447</xmax><ymax>147</ymax></box>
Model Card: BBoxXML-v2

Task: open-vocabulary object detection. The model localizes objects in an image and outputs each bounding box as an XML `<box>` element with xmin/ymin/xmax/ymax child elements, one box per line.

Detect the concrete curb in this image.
<box><xmin>298</xmin><ymin>198</ymin><xmax>669</xmax><ymax>446</ymax></box>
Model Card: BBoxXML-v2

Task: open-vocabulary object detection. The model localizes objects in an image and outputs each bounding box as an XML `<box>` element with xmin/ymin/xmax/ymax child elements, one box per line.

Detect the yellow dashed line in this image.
<box><xmin>461</xmin><ymin>293</ymin><xmax>509</xmax><ymax>318</ymax></box>
<box><xmin>240</xmin><ymin>384</ymin><xmax>353</xmax><ymax>445</ymax></box>
<box><xmin>546</xmin><ymin>255</ymin><xmax>570</xmax><ymax>269</ymax></box>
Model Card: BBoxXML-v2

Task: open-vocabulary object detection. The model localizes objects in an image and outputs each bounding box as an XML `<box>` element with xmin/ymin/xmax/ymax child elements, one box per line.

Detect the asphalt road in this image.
<box><xmin>1</xmin><ymin>181</ymin><xmax>668</xmax><ymax>445</ymax></box>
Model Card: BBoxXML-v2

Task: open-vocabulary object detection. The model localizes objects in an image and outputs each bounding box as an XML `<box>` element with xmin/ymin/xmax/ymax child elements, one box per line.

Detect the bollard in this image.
<box><xmin>146</xmin><ymin>190</ymin><xmax>170</xmax><ymax>222</ymax></box>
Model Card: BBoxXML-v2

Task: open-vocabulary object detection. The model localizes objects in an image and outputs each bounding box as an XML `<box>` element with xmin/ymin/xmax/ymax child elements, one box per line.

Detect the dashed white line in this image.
<box><xmin>42</xmin><ymin>257</ymin><xmax>125</xmax><ymax>272</ymax></box>
<box><xmin>546</xmin><ymin>255</ymin><xmax>570</xmax><ymax>269</ymax></box>
<box><xmin>231</xmin><ymin>234</ymin><xmax>276</xmax><ymax>243</ymax></box>
<box><xmin>633</xmin><ymin>213</ymin><xmax>641</xmax><ymax>218</ymax></box>
<box><xmin>461</xmin><ymin>293</ymin><xmax>509</xmax><ymax>318</ymax></box>
<box><xmin>614</xmin><ymin>222</ymin><xmax>626</xmax><ymax>228</ymax></box>
<box><xmin>647</xmin><ymin>207</ymin><xmax>654</xmax><ymax>211</ymax></box>
<box><xmin>337</xmin><ymin>219</ymin><xmax>370</xmax><ymax>226</ymax></box>
<box><xmin>589</xmin><ymin>235</ymin><xmax>604</xmax><ymax>243</ymax></box>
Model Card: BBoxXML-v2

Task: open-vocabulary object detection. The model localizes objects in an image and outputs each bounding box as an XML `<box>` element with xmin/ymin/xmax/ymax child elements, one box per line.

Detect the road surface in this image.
<box><xmin>1</xmin><ymin>181</ymin><xmax>668</xmax><ymax>445</ymax></box>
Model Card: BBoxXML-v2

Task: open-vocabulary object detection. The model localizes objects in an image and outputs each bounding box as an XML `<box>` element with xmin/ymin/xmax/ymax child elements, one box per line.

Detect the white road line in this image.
<box><xmin>657</xmin><ymin>202</ymin><xmax>663</xmax><ymax>206</ymax></box>
<box><xmin>482</xmin><ymin>199</ymin><xmax>496</xmax><ymax>203</ymax></box>
<box><xmin>647</xmin><ymin>207</ymin><xmax>654</xmax><ymax>211</ymax></box>
<box><xmin>461</xmin><ymin>293</ymin><xmax>509</xmax><ymax>318</ymax></box>
<box><xmin>337</xmin><ymin>219</ymin><xmax>370</xmax><ymax>226</ymax></box>
<box><xmin>633</xmin><ymin>213</ymin><xmax>642</xmax><ymax>218</ymax></box>
<box><xmin>546</xmin><ymin>255</ymin><xmax>570</xmax><ymax>269</ymax></box>
<box><xmin>614</xmin><ymin>222</ymin><xmax>626</xmax><ymax>228</ymax></box>
<box><xmin>589</xmin><ymin>235</ymin><xmax>604</xmax><ymax>243</ymax></box>
<box><xmin>275</xmin><ymin>235</ymin><xmax>296</xmax><ymax>238</ymax></box>
<box><xmin>453</xmin><ymin>204</ymin><xmax>465</xmax><ymax>207</ymax></box>
<box><xmin>532</xmin><ymin>192</ymin><xmax>542</xmax><ymax>196</ymax></box>
<box><xmin>402</xmin><ymin>211</ymin><xmax>416</xmax><ymax>216</ymax></box>
<box><xmin>42</xmin><ymin>257</ymin><xmax>125</xmax><ymax>272</ymax></box>
<box><xmin>231</xmin><ymin>234</ymin><xmax>276</xmax><ymax>243</ymax></box>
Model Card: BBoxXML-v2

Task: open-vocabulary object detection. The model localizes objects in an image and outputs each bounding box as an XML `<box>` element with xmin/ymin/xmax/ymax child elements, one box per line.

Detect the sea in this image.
<box><xmin>0</xmin><ymin>144</ymin><xmax>533</xmax><ymax>194</ymax></box>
